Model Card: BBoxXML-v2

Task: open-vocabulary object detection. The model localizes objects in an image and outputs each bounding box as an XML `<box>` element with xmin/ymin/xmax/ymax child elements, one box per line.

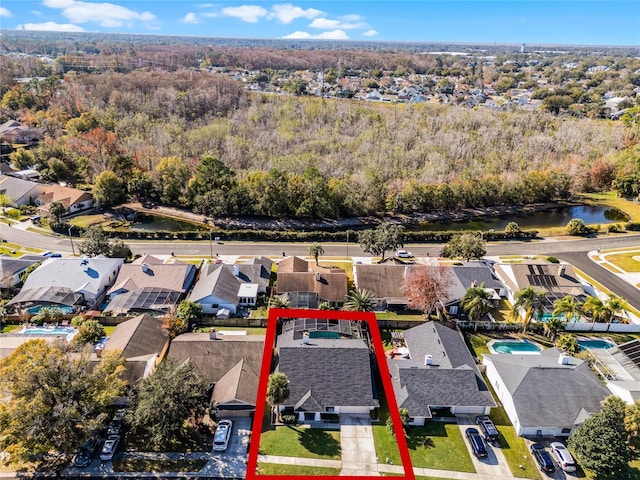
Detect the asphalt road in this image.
<box><xmin>2</xmin><ymin>223</ymin><xmax>639</xmax><ymax>305</ymax></box>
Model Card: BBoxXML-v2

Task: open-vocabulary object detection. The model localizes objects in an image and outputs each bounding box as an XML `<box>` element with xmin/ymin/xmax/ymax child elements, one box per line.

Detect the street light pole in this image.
<box><xmin>209</xmin><ymin>229</ymin><xmax>213</xmax><ymax>258</ymax></box>
<box><xmin>68</xmin><ymin>226</ymin><xmax>75</xmax><ymax>256</ymax></box>
<box><xmin>346</xmin><ymin>230</ymin><xmax>349</xmax><ymax>259</ymax></box>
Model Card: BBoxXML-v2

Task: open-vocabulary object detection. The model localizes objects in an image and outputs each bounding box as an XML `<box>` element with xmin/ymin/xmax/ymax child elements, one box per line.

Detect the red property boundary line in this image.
<box><xmin>246</xmin><ymin>308</ymin><xmax>415</xmax><ymax>480</ymax></box>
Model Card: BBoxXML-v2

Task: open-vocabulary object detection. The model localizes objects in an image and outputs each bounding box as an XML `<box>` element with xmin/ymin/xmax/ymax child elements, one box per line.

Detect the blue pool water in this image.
<box><xmin>490</xmin><ymin>340</ymin><xmax>542</xmax><ymax>354</ymax></box>
<box><xmin>578</xmin><ymin>339</ymin><xmax>615</xmax><ymax>350</ymax></box>
<box><xmin>27</xmin><ymin>305</ymin><xmax>75</xmax><ymax>315</ymax></box>
<box><xmin>20</xmin><ymin>326</ymin><xmax>78</xmax><ymax>341</ymax></box>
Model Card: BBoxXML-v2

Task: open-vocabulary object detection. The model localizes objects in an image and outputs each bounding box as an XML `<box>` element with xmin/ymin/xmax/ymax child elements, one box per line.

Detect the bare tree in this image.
<box><xmin>402</xmin><ymin>265</ymin><xmax>454</xmax><ymax>318</ymax></box>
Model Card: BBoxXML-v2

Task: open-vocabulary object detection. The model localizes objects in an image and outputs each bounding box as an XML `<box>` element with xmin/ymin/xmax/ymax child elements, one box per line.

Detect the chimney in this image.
<box><xmin>558</xmin><ymin>353</ymin><xmax>570</xmax><ymax>365</ymax></box>
<box><xmin>142</xmin><ymin>263</ymin><xmax>149</xmax><ymax>273</ymax></box>
<box><xmin>303</xmin><ymin>331</ymin><xmax>310</xmax><ymax>345</ymax></box>
<box><xmin>558</xmin><ymin>265</ymin><xmax>566</xmax><ymax>277</ymax></box>
<box><xmin>425</xmin><ymin>354</ymin><xmax>433</xmax><ymax>365</ymax></box>
<box><xmin>95</xmin><ymin>346</ymin><xmax>102</xmax><ymax>358</ymax></box>
<box><xmin>315</xmin><ymin>272</ymin><xmax>321</xmax><ymax>282</ymax></box>
<box><xmin>209</xmin><ymin>328</ymin><xmax>217</xmax><ymax>340</ymax></box>
<box><xmin>233</xmin><ymin>265</ymin><xmax>240</xmax><ymax>276</ymax></box>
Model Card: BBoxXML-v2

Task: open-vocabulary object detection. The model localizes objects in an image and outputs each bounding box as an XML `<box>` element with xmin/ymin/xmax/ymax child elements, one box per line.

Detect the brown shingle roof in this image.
<box><xmin>355</xmin><ymin>264</ymin><xmax>410</xmax><ymax>300</ymax></box>
<box><xmin>103</xmin><ymin>314</ymin><xmax>169</xmax><ymax>359</ymax></box>
<box><xmin>278</xmin><ymin>256</ymin><xmax>309</xmax><ymax>273</ymax></box>
<box><xmin>277</xmin><ymin>271</ymin><xmax>347</xmax><ymax>303</ymax></box>
<box><xmin>38</xmin><ymin>184</ymin><xmax>93</xmax><ymax>209</ymax></box>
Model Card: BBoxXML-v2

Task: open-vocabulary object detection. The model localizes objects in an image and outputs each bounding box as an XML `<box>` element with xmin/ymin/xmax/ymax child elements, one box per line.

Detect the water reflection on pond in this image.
<box><xmin>419</xmin><ymin>205</ymin><xmax>629</xmax><ymax>232</ymax></box>
<box><xmin>130</xmin><ymin>214</ymin><xmax>206</xmax><ymax>232</ymax></box>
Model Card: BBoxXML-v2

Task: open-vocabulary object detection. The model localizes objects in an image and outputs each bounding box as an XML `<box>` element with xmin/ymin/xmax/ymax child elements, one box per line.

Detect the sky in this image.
<box><xmin>0</xmin><ymin>1</ymin><xmax>638</xmax><ymax>46</ymax></box>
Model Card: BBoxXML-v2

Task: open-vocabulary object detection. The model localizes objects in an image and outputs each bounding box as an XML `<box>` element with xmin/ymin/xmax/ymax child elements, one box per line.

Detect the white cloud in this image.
<box><xmin>221</xmin><ymin>5</ymin><xmax>267</xmax><ymax>23</ymax></box>
<box><xmin>308</xmin><ymin>17</ymin><xmax>367</xmax><ymax>30</ymax></box>
<box><xmin>17</xmin><ymin>21</ymin><xmax>86</xmax><ymax>32</ymax></box>
<box><xmin>316</xmin><ymin>29</ymin><xmax>348</xmax><ymax>39</ymax></box>
<box><xmin>0</xmin><ymin>7</ymin><xmax>11</xmax><ymax>17</ymax></box>
<box><xmin>282</xmin><ymin>30</ymin><xmax>311</xmax><ymax>39</ymax></box>
<box><xmin>197</xmin><ymin>3</ymin><xmax>214</xmax><ymax>7</ymax></box>
<box><xmin>268</xmin><ymin>3</ymin><xmax>323</xmax><ymax>24</ymax></box>
<box><xmin>29</xmin><ymin>10</ymin><xmax>42</xmax><ymax>16</ymax></box>
<box><xmin>340</xmin><ymin>14</ymin><xmax>363</xmax><ymax>22</ymax></box>
<box><xmin>182</xmin><ymin>12</ymin><xmax>198</xmax><ymax>24</ymax></box>
<box><xmin>42</xmin><ymin>0</ymin><xmax>156</xmax><ymax>28</ymax></box>
<box><xmin>283</xmin><ymin>29</ymin><xmax>348</xmax><ymax>40</ymax></box>
<box><xmin>362</xmin><ymin>29</ymin><xmax>378</xmax><ymax>37</ymax></box>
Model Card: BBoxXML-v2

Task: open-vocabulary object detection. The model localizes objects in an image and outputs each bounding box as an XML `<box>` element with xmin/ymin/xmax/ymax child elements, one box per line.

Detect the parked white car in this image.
<box><xmin>213</xmin><ymin>419</ymin><xmax>233</xmax><ymax>451</ymax></box>
<box><xmin>550</xmin><ymin>441</ymin><xmax>576</xmax><ymax>472</ymax></box>
<box><xmin>396</xmin><ymin>249</ymin><xmax>413</xmax><ymax>258</ymax></box>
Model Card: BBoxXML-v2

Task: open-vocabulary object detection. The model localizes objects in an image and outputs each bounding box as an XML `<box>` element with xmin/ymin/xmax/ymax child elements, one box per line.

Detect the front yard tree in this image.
<box><xmin>568</xmin><ymin>396</ymin><xmax>631</xmax><ymax>480</ymax></box>
<box><xmin>94</xmin><ymin>170</ymin><xmax>126</xmax><ymax>207</ymax></box>
<box><xmin>49</xmin><ymin>200</ymin><xmax>66</xmax><ymax>224</ymax></box>
<box><xmin>73</xmin><ymin>319</ymin><xmax>106</xmax><ymax>346</ymax></box>
<box><xmin>308</xmin><ymin>242</ymin><xmax>324</xmax><ymax>266</ymax></box>
<box><xmin>109</xmin><ymin>239</ymin><xmax>132</xmax><ymax>259</ymax></box>
<box><xmin>403</xmin><ymin>265</ymin><xmax>454</xmax><ymax>318</ymax></box>
<box><xmin>441</xmin><ymin>233</ymin><xmax>486</xmax><ymax>261</ymax></box>
<box><xmin>512</xmin><ymin>286</ymin><xmax>545</xmax><ymax>332</ymax></box>
<box><xmin>343</xmin><ymin>288</ymin><xmax>376</xmax><ymax>312</ymax></box>
<box><xmin>79</xmin><ymin>224</ymin><xmax>111</xmax><ymax>257</ymax></box>
<box><xmin>461</xmin><ymin>284</ymin><xmax>494</xmax><ymax>321</ymax></box>
<box><xmin>127</xmin><ymin>358</ymin><xmax>207</xmax><ymax>450</ymax></box>
<box><xmin>0</xmin><ymin>340</ymin><xmax>126</xmax><ymax>464</ymax></box>
<box><xmin>358</xmin><ymin>223</ymin><xmax>405</xmax><ymax>262</ymax></box>
<box><xmin>266</xmin><ymin>372</ymin><xmax>290</xmax><ymax>407</ymax></box>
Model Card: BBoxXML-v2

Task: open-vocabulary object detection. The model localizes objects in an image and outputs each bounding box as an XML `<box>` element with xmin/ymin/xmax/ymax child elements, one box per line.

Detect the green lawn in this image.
<box><xmin>112</xmin><ymin>459</ymin><xmax>208</xmax><ymax>472</ymax></box>
<box><xmin>194</xmin><ymin>326</ymin><xmax>267</xmax><ymax>335</ymax></box>
<box><xmin>102</xmin><ymin>325</ymin><xmax>117</xmax><ymax>336</ymax></box>
<box><xmin>68</xmin><ymin>214</ymin><xmax>110</xmax><ymax>228</ymax></box>
<box><xmin>465</xmin><ymin>333</ymin><xmax>492</xmax><ymax>358</ymax></box>
<box><xmin>607</xmin><ymin>252</ymin><xmax>640</xmax><ymax>273</ymax></box>
<box><xmin>376</xmin><ymin>311</ymin><xmax>426</xmax><ymax>321</ymax></box>
<box><xmin>1</xmin><ymin>324</ymin><xmax>21</xmax><ymax>333</ymax></box>
<box><xmin>491</xmin><ymin>298</ymin><xmax>514</xmax><ymax>322</ymax></box>
<box><xmin>372</xmin><ymin>422</ymin><xmax>475</xmax><ymax>472</ymax></box>
<box><xmin>256</xmin><ymin>464</ymin><xmax>341</xmax><ymax>476</ymax></box>
<box><xmin>259</xmin><ymin>426</ymin><xmax>342</xmax><ymax>460</ymax></box>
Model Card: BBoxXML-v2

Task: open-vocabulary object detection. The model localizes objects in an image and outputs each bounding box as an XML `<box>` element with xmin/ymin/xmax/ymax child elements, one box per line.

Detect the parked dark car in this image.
<box><xmin>72</xmin><ymin>436</ymin><xmax>99</xmax><ymax>467</ymax></box>
<box><xmin>465</xmin><ymin>427</ymin><xmax>487</xmax><ymax>458</ymax></box>
<box><xmin>531</xmin><ymin>443</ymin><xmax>555</xmax><ymax>473</ymax></box>
<box><xmin>106</xmin><ymin>420</ymin><xmax>122</xmax><ymax>436</ymax></box>
<box><xmin>476</xmin><ymin>415</ymin><xmax>499</xmax><ymax>443</ymax></box>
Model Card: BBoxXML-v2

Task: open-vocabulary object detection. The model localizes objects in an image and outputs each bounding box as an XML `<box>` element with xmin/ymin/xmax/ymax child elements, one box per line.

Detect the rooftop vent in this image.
<box><xmin>558</xmin><ymin>353</ymin><xmax>570</xmax><ymax>365</ymax></box>
<box><xmin>303</xmin><ymin>331</ymin><xmax>310</xmax><ymax>345</ymax></box>
<box><xmin>233</xmin><ymin>265</ymin><xmax>240</xmax><ymax>276</ymax></box>
<box><xmin>142</xmin><ymin>264</ymin><xmax>149</xmax><ymax>273</ymax></box>
<box><xmin>425</xmin><ymin>354</ymin><xmax>433</xmax><ymax>365</ymax></box>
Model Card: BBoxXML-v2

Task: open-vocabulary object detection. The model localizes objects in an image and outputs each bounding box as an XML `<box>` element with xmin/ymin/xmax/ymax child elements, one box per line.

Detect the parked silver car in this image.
<box><xmin>213</xmin><ymin>419</ymin><xmax>233</xmax><ymax>451</ymax></box>
<box><xmin>550</xmin><ymin>441</ymin><xmax>576</xmax><ymax>472</ymax></box>
<box><xmin>100</xmin><ymin>435</ymin><xmax>120</xmax><ymax>461</ymax></box>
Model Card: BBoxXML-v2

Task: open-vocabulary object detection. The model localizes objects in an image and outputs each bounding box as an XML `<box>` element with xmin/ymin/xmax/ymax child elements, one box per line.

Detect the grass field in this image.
<box><xmin>256</xmin><ymin>464</ymin><xmax>341</xmax><ymax>476</ymax></box>
<box><xmin>372</xmin><ymin>422</ymin><xmax>475</xmax><ymax>472</ymax></box>
<box><xmin>259</xmin><ymin>425</ymin><xmax>342</xmax><ymax>460</ymax></box>
<box><xmin>607</xmin><ymin>252</ymin><xmax>640</xmax><ymax>273</ymax></box>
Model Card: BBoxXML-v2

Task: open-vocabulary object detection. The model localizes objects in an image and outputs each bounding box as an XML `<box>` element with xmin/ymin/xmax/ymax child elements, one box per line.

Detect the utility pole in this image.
<box><xmin>209</xmin><ymin>229</ymin><xmax>213</xmax><ymax>258</ymax></box>
<box><xmin>68</xmin><ymin>226</ymin><xmax>75</xmax><ymax>256</ymax></box>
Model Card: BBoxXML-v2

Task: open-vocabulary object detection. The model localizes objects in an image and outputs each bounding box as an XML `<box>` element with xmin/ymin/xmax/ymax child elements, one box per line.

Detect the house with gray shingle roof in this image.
<box><xmin>445</xmin><ymin>265</ymin><xmax>507</xmax><ymax>317</ymax></box>
<box><xmin>0</xmin><ymin>175</ymin><xmax>46</xmax><ymax>207</ymax></box>
<box><xmin>168</xmin><ymin>331</ymin><xmax>265</xmax><ymax>416</ymax></box>
<box><xmin>0</xmin><ymin>255</ymin><xmax>45</xmax><ymax>289</ymax></box>
<box><xmin>189</xmin><ymin>257</ymin><xmax>272</xmax><ymax>315</ymax></box>
<box><xmin>388</xmin><ymin>321</ymin><xmax>496</xmax><ymax>426</ymax></box>
<box><xmin>483</xmin><ymin>347</ymin><xmax>609</xmax><ymax>436</ymax></box>
<box><xmin>276</xmin><ymin>318</ymin><xmax>378</xmax><ymax>422</ymax></box>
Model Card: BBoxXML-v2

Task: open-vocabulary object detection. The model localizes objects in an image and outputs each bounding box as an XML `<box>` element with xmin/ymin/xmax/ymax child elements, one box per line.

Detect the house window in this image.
<box><xmin>561</xmin><ymin>428</ymin><xmax>572</xmax><ymax>434</ymax></box>
<box><xmin>449</xmin><ymin>306</ymin><xmax>458</xmax><ymax>315</ymax></box>
<box><xmin>325</xmin><ymin>407</ymin><xmax>335</xmax><ymax>413</ymax></box>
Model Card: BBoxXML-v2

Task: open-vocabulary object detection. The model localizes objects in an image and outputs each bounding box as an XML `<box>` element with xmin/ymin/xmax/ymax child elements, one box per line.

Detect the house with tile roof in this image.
<box><xmin>388</xmin><ymin>321</ymin><xmax>496</xmax><ymax>426</ymax></box>
<box><xmin>103</xmin><ymin>255</ymin><xmax>197</xmax><ymax>316</ymax></box>
<box><xmin>167</xmin><ymin>330</ymin><xmax>264</xmax><ymax>416</ymax></box>
<box><xmin>276</xmin><ymin>256</ymin><xmax>347</xmax><ymax>309</ymax></box>
<box><xmin>188</xmin><ymin>257</ymin><xmax>272</xmax><ymax>315</ymax></box>
<box><xmin>98</xmin><ymin>313</ymin><xmax>169</xmax><ymax>385</ymax></box>
<box><xmin>483</xmin><ymin>347</ymin><xmax>610</xmax><ymax>436</ymax></box>
<box><xmin>36</xmin><ymin>183</ymin><xmax>95</xmax><ymax>218</ymax></box>
<box><xmin>275</xmin><ymin>318</ymin><xmax>378</xmax><ymax>422</ymax></box>
<box><xmin>493</xmin><ymin>262</ymin><xmax>588</xmax><ymax>321</ymax></box>
<box><xmin>8</xmin><ymin>256</ymin><xmax>123</xmax><ymax>311</ymax></box>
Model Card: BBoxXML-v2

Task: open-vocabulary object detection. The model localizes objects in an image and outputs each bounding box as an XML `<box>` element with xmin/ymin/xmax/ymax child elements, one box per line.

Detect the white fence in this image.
<box><xmin>564</xmin><ymin>322</ymin><xmax>640</xmax><ymax>333</ymax></box>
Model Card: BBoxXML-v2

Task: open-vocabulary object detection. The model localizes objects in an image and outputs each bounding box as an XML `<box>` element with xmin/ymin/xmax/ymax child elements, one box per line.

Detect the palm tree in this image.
<box><xmin>512</xmin><ymin>287</ymin><xmax>545</xmax><ymax>333</ymax></box>
<box><xmin>308</xmin><ymin>242</ymin><xmax>324</xmax><ymax>266</ymax></box>
<box><xmin>545</xmin><ymin>317</ymin><xmax>565</xmax><ymax>341</ymax></box>
<box><xmin>607</xmin><ymin>294</ymin><xmax>630</xmax><ymax>329</ymax></box>
<box><xmin>552</xmin><ymin>295</ymin><xmax>582</xmax><ymax>323</ymax></box>
<box><xmin>583</xmin><ymin>296</ymin><xmax>612</xmax><ymax>326</ymax></box>
<box><xmin>461</xmin><ymin>284</ymin><xmax>495</xmax><ymax>322</ymax></box>
<box><xmin>269</xmin><ymin>294</ymin><xmax>290</xmax><ymax>309</ymax></box>
<box><xmin>343</xmin><ymin>288</ymin><xmax>376</xmax><ymax>312</ymax></box>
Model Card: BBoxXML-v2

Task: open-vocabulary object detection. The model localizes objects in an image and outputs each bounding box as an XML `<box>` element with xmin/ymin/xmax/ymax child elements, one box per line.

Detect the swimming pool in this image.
<box><xmin>488</xmin><ymin>339</ymin><xmax>542</xmax><ymax>355</ymax></box>
<box><xmin>19</xmin><ymin>326</ymin><xmax>78</xmax><ymax>341</ymax></box>
<box><xmin>578</xmin><ymin>338</ymin><xmax>615</xmax><ymax>350</ymax></box>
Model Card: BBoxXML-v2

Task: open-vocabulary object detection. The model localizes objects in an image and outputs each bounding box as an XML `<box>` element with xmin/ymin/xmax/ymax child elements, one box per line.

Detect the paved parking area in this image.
<box><xmin>456</xmin><ymin>415</ymin><xmax>513</xmax><ymax>478</ymax></box>
<box><xmin>201</xmin><ymin>417</ymin><xmax>251</xmax><ymax>477</ymax></box>
<box><xmin>339</xmin><ymin>415</ymin><xmax>379</xmax><ymax>476</ymax></box>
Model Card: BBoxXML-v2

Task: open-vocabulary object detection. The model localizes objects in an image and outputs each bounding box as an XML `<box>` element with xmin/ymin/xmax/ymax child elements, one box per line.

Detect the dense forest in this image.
<box><xmin>1</xmin><ymin>34</ymin><xmax>639</xmax><ymax>220</ymax></box>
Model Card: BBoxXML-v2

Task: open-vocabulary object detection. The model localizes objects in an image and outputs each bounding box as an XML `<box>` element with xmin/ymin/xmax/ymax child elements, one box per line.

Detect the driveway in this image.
<box><xmin>456</xmin><ymin>415</ymin><xmax>513</xmax><ymax>478</ymax></box>
<box><xmin>202</xmin><ymin>417</ymin><xmax>251</xmax><ymax>477</ymax></box>
<box><xmin>339</xmin><ymin>415</ymin><xmax>380</xmax><ymax>476</ymax></box>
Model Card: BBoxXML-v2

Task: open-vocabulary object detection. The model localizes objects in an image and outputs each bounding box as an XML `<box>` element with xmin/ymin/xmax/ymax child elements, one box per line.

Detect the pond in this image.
<box><xmin>129</xmin><ymin>214</ymin><xmax>206</xmax><ymax>232</ymax></box>
<box><xmin>419</xmin><ymin>205</ymin><xmax>629</xmax><ymax>232</ymax></box>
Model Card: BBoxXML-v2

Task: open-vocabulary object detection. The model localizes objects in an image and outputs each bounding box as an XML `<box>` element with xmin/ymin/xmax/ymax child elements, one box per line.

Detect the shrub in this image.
<box><xmin>546</xmin><ymin>256</ymin><xmax>559</xmax><ymax>263</ymax></box>
<box><xmin>566</xmin><ymin>218</ymin><xmax>590</xmax><ymax>235</ymax></box>
<box><xmin>627</xmin><ymin>222</ymin><xmax>640</xmax><ymax>231</ymax></box>
<box><xmin>4</xmin><ymin>208</ymin><xmax>21</xmax><ymax>220</ymax></box>
<box><xmin>281</xmin><ymin>414</ymin><xmax>298</xmax><ymax>425</ymax></box>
